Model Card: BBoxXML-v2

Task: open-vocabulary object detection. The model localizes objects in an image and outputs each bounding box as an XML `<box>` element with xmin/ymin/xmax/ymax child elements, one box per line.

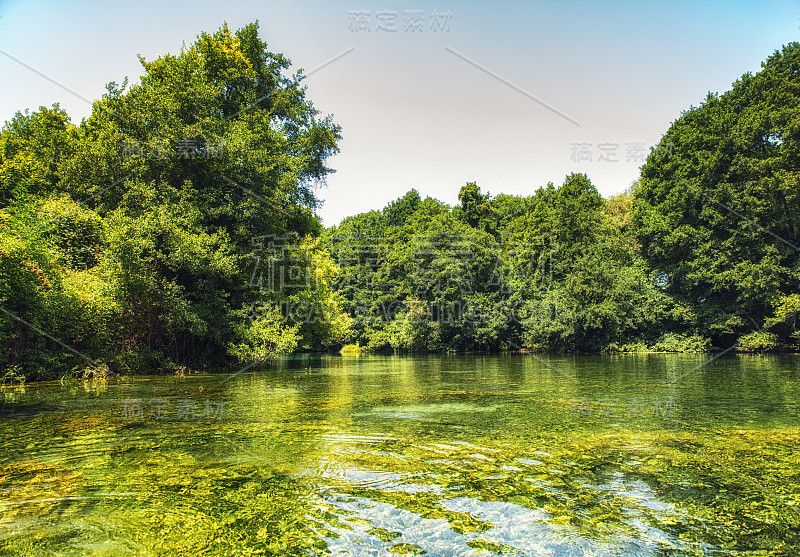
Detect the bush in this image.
<box><xmin>651</xmin><ymin>332</ymin><xmax>710</xmax><ymax>353</ymax></box>
<box><xmin>366</xmin><ymin>329</ymin><xmax>393</xmax><ymax>352</ymax></box>
<box><xmin>340</xmin><ymin>343</ymin><xmax>368</xmax><ymax>354</ymax></box>
<box><xmin>736</xmin><ymin>331</ymin><xmax>780</xmax><ymax>353</ymax></box>
<box><xmin>37</xmin><ymin>196</ymin><xmax>104</xmax><ymax>270</ymax></box>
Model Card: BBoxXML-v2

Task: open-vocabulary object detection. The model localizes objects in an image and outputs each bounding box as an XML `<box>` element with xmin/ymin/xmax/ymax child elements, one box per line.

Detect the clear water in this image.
<box><xmin>1</xmin><ymin>354</ymin><xmax>799</xmax><ymax>556</ymax></box>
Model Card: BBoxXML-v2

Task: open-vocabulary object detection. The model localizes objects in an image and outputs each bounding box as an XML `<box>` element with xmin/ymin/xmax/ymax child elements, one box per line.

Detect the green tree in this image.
<box><xmin>457</xmin><ymin>182</ymin><xmax>488</xmax><ymax>226</ymax></box>
<box><xmin>0</xmin><ymin>22</ymin><xmax>347</xmax><ymax>377</ymax></box>
<box><xmin>383</xmin><ymin>189</ymin><xmax>422</xmax><ymax>227</ymax></box>
<box><xmin>0</xmin><ymin>105</ymin><xmax>78</xmax><ymax>204</ymax></box>
<box><xmin>632</xmin><ymin>42</ymin><xmax>800</xmax><ymax>347</ymax></box>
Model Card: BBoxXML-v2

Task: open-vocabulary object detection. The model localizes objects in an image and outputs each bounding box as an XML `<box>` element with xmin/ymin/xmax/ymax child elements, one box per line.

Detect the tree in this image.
<box><xmin>457</xmin><ymin>182</ymin><xmax>487</xmax><ymax>225</ymax></box>
<box><xmin>0</xmin><ymin>105</ymin><xmax>78</xmax><ymax>204</ymax></box>
<box><xmin>632</xmin><ymin>42</ymin><xmax>800</xmax><ymax>347</ymax></box>
<box><xmin>0</xmin><ymin>22</ymin><xmax>347</xmax><ymax>378</ymax></box>
<box><xmin>383</xmin><ymin>189</ymin><xmax>422</xmax><ymax>227</ymax></box>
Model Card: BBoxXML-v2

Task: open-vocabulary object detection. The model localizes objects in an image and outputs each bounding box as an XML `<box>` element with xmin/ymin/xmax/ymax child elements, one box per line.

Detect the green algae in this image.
<box><xmin>0</xmin><ymin>354</ymin><xmax>799</xmax><ymax>555</ymax></box>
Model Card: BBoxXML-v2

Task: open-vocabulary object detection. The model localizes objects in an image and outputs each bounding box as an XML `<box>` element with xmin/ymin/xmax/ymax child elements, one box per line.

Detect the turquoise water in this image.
<box><xmin>1</xmin><ymin>354</ymin><xmax>799</xmax><ymax>555</ymax></box>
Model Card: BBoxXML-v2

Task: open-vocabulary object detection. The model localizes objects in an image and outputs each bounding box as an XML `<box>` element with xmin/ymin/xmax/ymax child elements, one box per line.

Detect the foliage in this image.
<box><xmin>650</xmin><ymin>332</ymin><xmax>711</xmax><ymax>353</ymax></box>
<box><xmin>736</xmin><ymin>331</ymin><xmax>780</xmax><ymax>353</ymax></box>
<box><xmin>0</xmin><ymin>105</ymin><xmax>78</xmax><ymax>204</ymax></box>
<box><xmin>2</xmin><ymin>30</ymin><xmax>798</xmax><ymax>375</ymax></box>
<box><xmin>325</xmin><ymin>174</ymin><xmax>698</xmax><ymax>353</ymax></box>
<box><xmin>0</xmin><ymin>22</ymin><xmax>347</xmax><ymax>379</ymax></box>
<box><xmin>632</xmin><ymin>42</ymin><xmax>800</xmax><ymax>348</ymax></box>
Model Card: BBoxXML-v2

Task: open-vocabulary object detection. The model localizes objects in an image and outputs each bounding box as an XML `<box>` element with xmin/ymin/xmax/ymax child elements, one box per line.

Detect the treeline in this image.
<box><xmin>324</xmin><ymin>42</ymin><xmax>800</xmax><ymax>354</ymax></box>
<box><xmin>1</xmin><ymin>23</ymin><xmax>798</xmax><ymax>379</ymax></box>
<box><xmin>323</xmin><ymin>178</ymin><xmax>702</xmax><ymax>353</ymax></box>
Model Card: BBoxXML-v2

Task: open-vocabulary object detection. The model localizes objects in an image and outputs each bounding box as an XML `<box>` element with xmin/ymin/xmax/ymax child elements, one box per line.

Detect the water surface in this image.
<box><xmin>1</xmin><ymin>354</ymin><xmax>799</xmax><ymax>555</ymax></box>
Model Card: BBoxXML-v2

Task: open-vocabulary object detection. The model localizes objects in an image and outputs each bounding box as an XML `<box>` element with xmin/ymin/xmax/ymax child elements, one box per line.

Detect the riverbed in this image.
<box><xmin>1</xmin><ymin>354</ymin><xmax>799</xmax><ymax>555</ymax></box>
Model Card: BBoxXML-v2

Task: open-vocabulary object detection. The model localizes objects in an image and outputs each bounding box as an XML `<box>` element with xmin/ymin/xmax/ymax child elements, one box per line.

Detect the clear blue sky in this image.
<box><xmin>0</xmin><ymin>0</ymin><xmax>797</xmax><ymax>225</ymax></box>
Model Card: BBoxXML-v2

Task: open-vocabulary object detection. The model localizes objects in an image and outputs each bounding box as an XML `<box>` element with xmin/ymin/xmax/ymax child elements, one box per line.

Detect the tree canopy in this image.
<box><xmin>1</xmin><ymin>29</ymin><xmax>797</xmax><ymax>380</ymax></box>
<box><xmin>0</xmin><ymin>22</ymin><xmax>348</xmax><ymax>378</ymax></box>
<box><xmin>632</xmin><ymin>41</ymin><xmax>800</xmax><ymax>349</ymax></box>
<box><xmin>323</xmin><ymin>175</ymin><xmax>703</xmax><ymax>354</ymax></box>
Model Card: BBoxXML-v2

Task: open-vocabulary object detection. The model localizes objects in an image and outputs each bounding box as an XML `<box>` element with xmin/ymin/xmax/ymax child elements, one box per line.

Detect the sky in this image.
<box><xmin>0</xmin><ymin>0</ymin><xmax>797</xmax><ymax>225</ymax></box>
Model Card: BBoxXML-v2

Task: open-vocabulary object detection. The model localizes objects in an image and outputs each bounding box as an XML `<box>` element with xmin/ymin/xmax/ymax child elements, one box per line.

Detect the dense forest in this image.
<box><xmin>1</xmin><ymin>23</ymin><xmax>798</xmax><ymax>380</ymax></box>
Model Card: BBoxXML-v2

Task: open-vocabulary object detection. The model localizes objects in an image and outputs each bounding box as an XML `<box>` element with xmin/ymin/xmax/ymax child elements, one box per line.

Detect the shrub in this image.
<box><xmin>651</xmin><ymin>332</ymin><xmax>710</xmax><ymax>353</ymax></box>
<box><xmin>736</xmin><ymin>331</ymin><xmax>780</xmax><ymax>353</ymax></box>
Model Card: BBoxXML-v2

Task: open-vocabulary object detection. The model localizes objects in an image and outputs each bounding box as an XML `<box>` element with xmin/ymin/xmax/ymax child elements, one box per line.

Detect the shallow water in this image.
<box><xmin>1</xmin><ymin>354</ymin><xmax>799</xmax><ymax>555</ymax></box>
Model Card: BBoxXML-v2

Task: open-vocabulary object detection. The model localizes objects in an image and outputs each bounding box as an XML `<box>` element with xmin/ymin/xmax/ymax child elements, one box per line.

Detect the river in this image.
<box><xmin>1</xmin><ymin>354</ymin><xmax>799</xmax><ymax>555</ymax></box>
